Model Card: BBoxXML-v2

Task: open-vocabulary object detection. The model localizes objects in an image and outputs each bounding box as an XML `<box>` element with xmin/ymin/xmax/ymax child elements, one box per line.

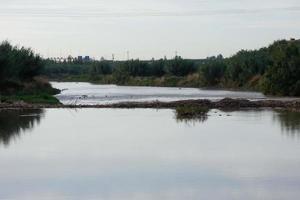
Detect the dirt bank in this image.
<box><xmin>1</xmin><ymin>98</ymin><xmax>300</xmax><ymax>111</ymax></box>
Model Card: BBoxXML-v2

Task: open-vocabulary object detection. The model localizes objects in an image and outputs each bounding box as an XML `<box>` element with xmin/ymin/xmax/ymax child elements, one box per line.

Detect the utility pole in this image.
<box><xmin>112</xmin><ymin>54</ymin><xmax>115</xmax><ymax>61</ymax></box>
<box><xmin>127</xmin><ymin>51</ymin><xmax>130</xmax><ymax>60</ymax></box>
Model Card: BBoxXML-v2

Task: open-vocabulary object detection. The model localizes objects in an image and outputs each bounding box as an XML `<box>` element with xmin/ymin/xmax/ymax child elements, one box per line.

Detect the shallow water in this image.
<box><xmin>52</xmin><ymin>82</ymin><xmax>266</xmax><ymax>105</ymax></box>
<box><xmin>0</xmin><ymin>108</ymin><xmax>300</xmax><ymax>200</ymax></box>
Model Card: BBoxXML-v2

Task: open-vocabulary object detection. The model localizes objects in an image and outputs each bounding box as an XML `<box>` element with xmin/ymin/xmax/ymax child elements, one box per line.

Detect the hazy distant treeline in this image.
<box><xmin>44</xmin><ymin>39</ymin><xmax>300</xmax><ymax>96</ymax></box>
<box><xmin>0</xmin><ymin>39</ymin><xmax>293</xmax><ymax>96</ymax></box>
<box><xmin>44</xmin><ymin>56</ymin><xmax>200</xmax><ymax>77</ymax></box>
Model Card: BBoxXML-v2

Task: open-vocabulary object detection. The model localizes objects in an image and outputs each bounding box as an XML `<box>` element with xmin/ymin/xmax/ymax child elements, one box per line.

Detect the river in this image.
<box><xmin>52</xmin><ymin>82</ymin><xmax>266</xmax><ymax>105</ymax></box>
<box><xmin>0</xmin><ymin>83</ymin><xmax>300</xmax><ymax>199</ymax></box>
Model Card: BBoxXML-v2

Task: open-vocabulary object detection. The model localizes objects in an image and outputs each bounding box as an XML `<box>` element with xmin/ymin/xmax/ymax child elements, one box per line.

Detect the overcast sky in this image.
<box><xmin>0</xmin><ymin>0</ymin><xmax>300</xmax><ymax>60</ymax></box>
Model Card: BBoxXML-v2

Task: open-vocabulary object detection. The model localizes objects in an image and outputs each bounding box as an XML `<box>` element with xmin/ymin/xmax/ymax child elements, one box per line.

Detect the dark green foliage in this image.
<box><xmin>44</xmin><ymin>57</ymin><xmax>196</xmax><ymax>79</ymax></box>
<box><xmin>0</xmin><ymin>41</ymin><xmax>43</xmax><ymax>83</ymax></box>
<box><xmin>114</xmin><ymin>60</ymin><xmax>149</xmax><ymax>77</ymax></box>
<box><xmin>112</xmin><ymin>59</ymin><xmax>165</xmax><ymax>77</ymax></box>
<box><xmin>261</xmin><ymin>40</ymin><xmax>300</xmax><ymax>96</ymax></box>
<box><xmin>0</xmin><ymin>94</ymin><xmax>60</xmax><ymax>104</ymax></box>
<box><xmin>149</xmin><ymin>59</ymin><xmax>165</xmax><ymax>77</ymax></box>
<box><xmin>112</xmin><ymin>64</ymin><xmax>130</xmax><ymax>84</ymax></box>
<box><xmin>200</xmin><ymin>55</ymin><xmax>226</xmax><ymax>85</ymax></box>
<box><xmin>175</xmin><ymin>105</ymin><xmax>209</xmax><ymax>122</ymax></box>
<box><xmin>225</xmin><ymin>48</ymin><xmax>270</xmax><ymax>87</ymax></box>
<box><xmin>43</xmin><ymin>61</ymin><xmax>91</xmax><ymax>78</ymax></box>
<box><xmin>90</xmin><ymin>60</ymin><xmax>113</xmax><ymax>75</ymax></box>
<box><xmin>199</xmin><ymin>39</ymin><xmax>299</xmax><ymax>96</ymax></box>
<box><xmin>0</xmin><ymin>41</ymin><xmax>12</xmax><ymax>81</ymax></box>
<box><xmin>166</xmin><ymin>56</ymin><xmax>196</xmax><ymax>76</ymax></box>
<box><xmin>111</xmin><ymin>57</ymin><xmax>196</xmax><ymax>77</ymax></box>
<box><xmin>0</xmin><ymin>41</ymin><xmax>60</xmax><ymax>103</ymax></box>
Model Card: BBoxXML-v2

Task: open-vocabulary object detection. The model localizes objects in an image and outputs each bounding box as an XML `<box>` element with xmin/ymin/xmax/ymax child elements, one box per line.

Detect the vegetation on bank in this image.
<box><xmin>0</xmin><ymin>41</ymin><xmax>60</xmax><ymax>104</ymax></box>
<box><xmin>44</xmin><ymin>39</ymin><xmax>300</xmax><ymax>96</ymax></box>
<box><xmin>0</xmin><ymin>94</ymin><xmax>60</xmax><ymax>104</ymax></box>
<box><xmin>175</xmin><ymin>105</ymin><xmax>209</xmax><ymax>122</ymax></box>
<box><xmin>56</xmin><ymin>73</ymin><xmax>203</xmax><ymax>88</ymax></box>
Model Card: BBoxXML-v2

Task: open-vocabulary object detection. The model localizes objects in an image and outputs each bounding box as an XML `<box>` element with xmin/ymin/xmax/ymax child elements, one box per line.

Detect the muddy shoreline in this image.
<box><xmin>1</xmin><ymin>98</ymin><xmax>300</xmax><ymax>112</ymax></box>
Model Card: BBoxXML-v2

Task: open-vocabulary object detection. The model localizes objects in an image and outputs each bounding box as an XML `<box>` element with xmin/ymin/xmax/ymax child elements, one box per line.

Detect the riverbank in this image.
<box><xmin>50</xmin><ymin>74</ymin><xmax>257</xmax><ymax>91</ymax></box>
<box><xmin>0</xmin><ymin>77</ymin><xmax>61</xmax><ymax>105</ymax></box>
<box><xmin>1</xmin><ymin>98</ymin><xmax>300</xmax><ymax>112</ymax></box>
<box><xmin>0</xmin><ymin>94</ymin><xmax>60</xmax><ymax>105</ymax></box>
<box><xmin>50</xmin><ymin>74</ymin><xmax>204</xmax><ymax>88</ymax></box>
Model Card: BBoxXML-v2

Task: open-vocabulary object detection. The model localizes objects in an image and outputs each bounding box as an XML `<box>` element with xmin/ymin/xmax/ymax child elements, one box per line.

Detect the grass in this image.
<box><xmin>175</xmin><ymin>105</ymin><xmax>209</xmax><ymax>121</ymax></box>
<box><xmin>0</xmin><ymin>78</ymin><xmax>61</xmax><ymax>105</ymax></box>
<box><xmin>0</xmin><ymin>94</ymin><xmax>61</xmax><ymax>104</ymax></box>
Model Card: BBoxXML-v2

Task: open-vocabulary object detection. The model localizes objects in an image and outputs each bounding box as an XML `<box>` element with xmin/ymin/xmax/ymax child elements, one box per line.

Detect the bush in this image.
<box><xmin>261</xmin><ymin>40</ymin><xmax>300</xmax><ymax>96</ymax></box>
<box><xmin>0</xmin><ymin>41</ymin><xmax>43</xmax><ymax>83</ymax></box>
<box><xmin>0</xmin><ymin>41</ymin><xmax>60</xmax><ymax>103</ymax></box>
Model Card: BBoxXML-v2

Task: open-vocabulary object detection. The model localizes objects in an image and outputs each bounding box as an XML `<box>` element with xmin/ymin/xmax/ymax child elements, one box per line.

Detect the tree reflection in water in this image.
<box><xmin>274</xmin><ymin>111</ymin><xmax>300</xmax><ymax>137</ymax></box>
<box><xmin>174</xmin><ymin>106</ymin><xmax>209</xmax><ymax>125</ymax></box>
<box><xmin>0</xmin><ymin>109</ymin><xmax>44</xmax><ymax>146</ymax></box>
<box><xmin>174</xmin><ymin>107</ymin><xmax>300</xmax><ymax>137</ymax></box>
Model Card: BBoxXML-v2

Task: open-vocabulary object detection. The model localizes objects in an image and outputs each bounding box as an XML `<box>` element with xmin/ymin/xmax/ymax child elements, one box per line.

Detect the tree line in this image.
<box><xmin>6</xmin><ymin>38</ymin><xmax>299</xmax><ymax>96</ymax></box>
<box><xmin>45</xmin><ymin>56</ymin><xmax>198</xmax><ymax>78</ymax></box>
<box><xmin>44</xmin><ymin>39</ymin><xmax>300</xmax><ymax>96</ymax></box>
<box><xmin>199</xmin><ymin>39</ymin><xmax>300</xmax><ymax>96</ymax></box>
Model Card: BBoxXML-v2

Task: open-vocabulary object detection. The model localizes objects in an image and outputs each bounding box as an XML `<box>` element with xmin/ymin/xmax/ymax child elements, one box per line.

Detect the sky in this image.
<box><xmin>0</xmin><ymin>0</ymin><xmax>300</xmax><ymax>60</ymax></box>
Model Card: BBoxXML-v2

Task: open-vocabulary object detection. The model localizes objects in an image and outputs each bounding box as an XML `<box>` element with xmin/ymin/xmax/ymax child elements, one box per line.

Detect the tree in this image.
<box><xmin>0</xmin><ymin>41</ymin><xmax>12</xmax><ymax>83</ymax></box>
<box><xmin>166</xmin><ymin>56</ymin><xmax>196</xmax><ymax>76</ymax></box>
<box><xmin>261</xmin><ymin>40</ymin><xmax>300</xmax><ymax>96</ymax></box>
<box><xmin>0</xmin><ymin>41</ymin><xmax>44</xmax><ymax>82</ymax></box>
<box><xmin>90</xmin><ymin>60</ymin><xmax>112</xmax><ymax>75</ymax></box>
<box><xmin>148</xmin><ymin>59</ymin><xmax>166</xmax><ymax>77</ymax></box>
<box><xmin>225</xmin><ymin>49</ymin><xmax>270</xmax><ymax>87</ymax></box>
<box><xmin>200</xmin><ymin>56</ymin><xmax>226</xmax><ymax>85</ymax></box>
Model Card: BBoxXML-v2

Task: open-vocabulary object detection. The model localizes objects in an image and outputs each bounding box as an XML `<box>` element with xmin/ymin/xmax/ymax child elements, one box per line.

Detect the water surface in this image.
<box><xmin>0</xmin><ymin>108</ymin><xmax>300</xmax><ymax>200</ymax></box>
<box><xmin>52</xmin><ymin>82</ymin><xmax>266</xmax><ymax>105</ymax></box>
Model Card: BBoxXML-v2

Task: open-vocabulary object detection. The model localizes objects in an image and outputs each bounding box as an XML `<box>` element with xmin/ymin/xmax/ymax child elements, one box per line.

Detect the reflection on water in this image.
<box><xmin>0</xmin><ymin>109</ymin><xmax>44</xmax><ymax>146</ymax></box>
<box><xmin>274</xmin><ymin>111</ymin><xmax>300</xmax><ymax>137</ymax></box>
<box><xmin>175</xmin><ymin>113</ymin><xmax>208</xmax><ymax>124</ymax></box>
<box><xmin>0</xmin><ymin>108</ymin><xmax>300</xmax><ymax>199</ymax></box>
<box><xmin>175</xmin><ymin>108</ymin><xmax>300</xmax><ymax>137</ymax></box>
<box><xmin>174</xmin><ymin>107</ymin><xmax>209</xmax><ymax>124</ymax></box>
<box><xmin>0</xmin><ymin>108</ymin><xmax>299</xmax><ymax>147</ymax></box>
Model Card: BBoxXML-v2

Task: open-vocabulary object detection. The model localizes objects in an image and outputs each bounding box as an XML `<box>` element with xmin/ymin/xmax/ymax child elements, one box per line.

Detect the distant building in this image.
<box><xmin>84</xmin><ymin>56</ymin><xmax>90</xmax><ymax>62</ymax></box>
<box><xmin>78</xmin><ymin>56</ymin><xmax>83</xmax><ymax>62</ymax></box>
<box><xmin>77</xmin><ymin>56</ymin><xmax>91</xmax><ymax>62</ymax></box>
